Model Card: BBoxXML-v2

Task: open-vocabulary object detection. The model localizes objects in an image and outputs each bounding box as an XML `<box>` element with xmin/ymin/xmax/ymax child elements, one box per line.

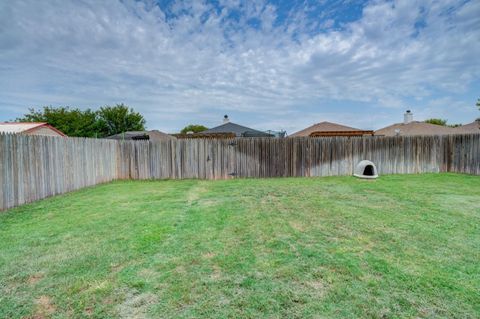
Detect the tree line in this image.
<box><xmin>16</xmin><ymin>104</ymin><xmax>211</xmax><ymax>137</ymax></box>
<box><xmin>17</xmin><ymin>104</ymin><xmax>146</xmax><ymax>138</ymax></box>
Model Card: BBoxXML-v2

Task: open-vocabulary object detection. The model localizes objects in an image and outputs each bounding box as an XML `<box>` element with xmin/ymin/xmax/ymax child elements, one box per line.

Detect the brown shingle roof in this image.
<box><xmin>290</xmin><ymin>121</ymin><xmax>363</xmax><ymax>137</ymax></box>
<box><xmin>453</xmin><ymin>120</ymin><xmax>480</xmax><ymax>134</ymax></box>
<box><xmin>375</xmin><ymin>121</ymin><xmax>456</xmax><ymax>136</ymax></box>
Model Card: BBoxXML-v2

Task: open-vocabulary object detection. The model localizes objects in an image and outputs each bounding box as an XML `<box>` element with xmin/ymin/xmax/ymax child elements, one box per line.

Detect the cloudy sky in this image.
<box><xmin>0</xmin><ymin>0</ymin><xmax>479</xmax><ymax>134</ymax></box>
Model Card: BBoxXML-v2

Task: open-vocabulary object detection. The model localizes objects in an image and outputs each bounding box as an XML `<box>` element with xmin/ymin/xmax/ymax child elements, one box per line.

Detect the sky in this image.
<box><xmin>0</xmin><ymin>0</ymin><xmax>479</xmax><ymax>134</ymax></box>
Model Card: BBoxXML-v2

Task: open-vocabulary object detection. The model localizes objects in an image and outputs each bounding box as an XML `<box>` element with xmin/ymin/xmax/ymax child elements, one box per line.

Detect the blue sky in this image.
<box><xmin>0</xmin><ymin>0</ymin><xmax>479</xmax><ymax>134</ymax></box>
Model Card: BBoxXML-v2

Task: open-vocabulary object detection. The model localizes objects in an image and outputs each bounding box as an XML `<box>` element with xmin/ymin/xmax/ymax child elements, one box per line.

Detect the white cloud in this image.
<box><xmin>0</xmin><ymin>0</ymin><xmax>479</xmax><ymax>132</ymax></box>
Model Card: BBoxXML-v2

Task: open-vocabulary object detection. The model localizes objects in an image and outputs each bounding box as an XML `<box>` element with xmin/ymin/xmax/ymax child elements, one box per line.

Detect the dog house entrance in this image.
<box><xmin>363</xmin><ymin>165</ymin><xmax>374</xmax><ymax>176</ymax></box>
<box><xmin>354</xmin><ymin>160</ymin><xmax>378</xmax><ymax>179</ymax></box>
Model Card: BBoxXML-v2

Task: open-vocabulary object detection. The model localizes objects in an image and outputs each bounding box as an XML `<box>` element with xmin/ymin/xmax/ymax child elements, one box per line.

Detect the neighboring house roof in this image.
<box><xmin>0</xmin><ymin>122</ymin><xmax>66</xmax><ymax>136</ymax></box>
<box><xmin>172</xmin><ymin>132</ymin><xmax>236</xmax><ymax>139</ymax></box>
<box><xmin>309</xmin><ymin>130</ymin><xmax>375</xmax><ymax>137</ymax></box>
<box><xmin>107</xmin><ymin>130</ymin><xmax>176</xmax><ymax>141</ymax></box>
<box><xmin>201</xmin><ymin>122</ymin><xmax>273</xmax><ymax>137</ymax></box>
<box><xmin>291</xmin><ymin>121</ymin><xmax>363</xmax><ymax>137</ymax></box>
<box><xmin>375</xmin><ymin>121</ymin><xmax>456</xmax><ymax>136</ymax></box>
<box><xmin>453</xmin><ymin>120</ymin><xmax>480</xmax><ymax>134</ymax></box>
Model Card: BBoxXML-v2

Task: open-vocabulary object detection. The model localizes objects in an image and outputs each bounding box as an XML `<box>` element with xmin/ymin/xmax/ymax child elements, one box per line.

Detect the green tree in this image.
<box><xmin>424</xmin><ymin>118</ymin><xmax>447</xmax><ymax>126</ymax></box>
<box><xmin>180</xmin><ymin>124</ymin><xmax>208</xmax><ymax>134</ymax></box>
<box><xmin>96</xmin><ymin>104</ymin><xmax>146</xmax><ymax>137</ymax></box>
<box><xmin>16</xmin><ymin>106</ymin><xmax>100</xmax><ymax>137</ymax></box>
<box><xmin>424</xmin><ymin>118</ymin><xmax>461</xmax><ymax>128</ymax></box>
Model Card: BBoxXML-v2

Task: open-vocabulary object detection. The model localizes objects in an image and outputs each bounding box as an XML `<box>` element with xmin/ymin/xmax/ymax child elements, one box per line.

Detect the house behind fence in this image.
<box><xmin>0</xmin><ymin>122</ymin><xmax>66</xmax><ymax>137</ymax></box>
<box><xmin>0</xmin><ymin>133</ymin><xmax>479</xmax><ymax>211</ymax></box>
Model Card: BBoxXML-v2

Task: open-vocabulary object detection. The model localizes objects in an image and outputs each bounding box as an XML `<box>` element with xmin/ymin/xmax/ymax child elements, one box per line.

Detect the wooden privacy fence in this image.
<box><xmin>1</xmin><ymin>133</ymin><xmax>479</xmax><ymax>210</ymax></box>
<box><xmin>0</xmin><ymin>134</ymin><xmax>120</xmax><ymax>211</ymax></box>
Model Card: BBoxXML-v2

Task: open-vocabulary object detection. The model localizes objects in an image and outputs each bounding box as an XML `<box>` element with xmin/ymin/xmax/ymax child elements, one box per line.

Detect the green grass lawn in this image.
<box><xmin>0</xmin><ymin>174</ymin><xmax>479</xmax><ymax>318</ymax></box>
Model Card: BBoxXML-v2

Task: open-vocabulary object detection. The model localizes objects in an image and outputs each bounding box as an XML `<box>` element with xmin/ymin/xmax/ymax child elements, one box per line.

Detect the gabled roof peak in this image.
<box><xmin>201</xmin><ymin>121</ymin><xmax>272</xmax><ymax>137</ymax></box>
<box><xmin>291</xmin><ymin>121</ymin><xmax>363</xmax><ymax>137</ymax></box>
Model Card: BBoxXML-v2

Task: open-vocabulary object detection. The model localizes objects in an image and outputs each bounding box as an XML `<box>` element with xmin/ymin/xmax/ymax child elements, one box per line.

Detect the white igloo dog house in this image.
<box><xmin>354</xmin><ymin>160</ymin><xmax>378</xmax><ymax>179</ymax></box>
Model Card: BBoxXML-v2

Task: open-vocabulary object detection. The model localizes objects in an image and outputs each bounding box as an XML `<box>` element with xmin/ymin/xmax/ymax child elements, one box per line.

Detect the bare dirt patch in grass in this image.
<box><xmin>84</xmin><ymin>306</ymin><xmax>94</xmax><ymax>316</ymax></box>
<box><xmin>304</xmin><ymin>280</ymin><xmax>329</xmax><ymax>298</ymax></box>
<box><xmin>202</xmin><ymin>252</ymin><xmax>216</xmax><ymax>259</ymax></box>
<box><xmin>116</xmin><ymin>289</ymin><xmax>157</xmax><ymax>319</ymax></box>
<box><xmin>34</xmin><ymin>295</ymin><xmax>56</xmax><ymax>318</ymax></box>
<box><xmin>210</xmin><ymin>265</ymin><xmax>223</xmax><ymax>281</ymax></box>
<box><xmin>289</xmin><ymin>220</ymin><xmax>306</xmax><ymax>232</ymax></box>
<box><xmin>27</xmin><ymin>273</ymin><xmax>44</xmax><ymax>285</ymax></box>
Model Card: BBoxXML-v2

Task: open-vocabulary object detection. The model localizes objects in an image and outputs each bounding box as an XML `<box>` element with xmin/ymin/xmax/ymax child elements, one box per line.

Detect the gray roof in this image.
<box><xmin>107</xmin><ymin>130</ymin><xmax>176</xmax><ymax>141</ymax></box>
<box><xmin>201</xmin><ymin>122</ymin><xmax>273</xmax><ymax>137</ymax></box>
